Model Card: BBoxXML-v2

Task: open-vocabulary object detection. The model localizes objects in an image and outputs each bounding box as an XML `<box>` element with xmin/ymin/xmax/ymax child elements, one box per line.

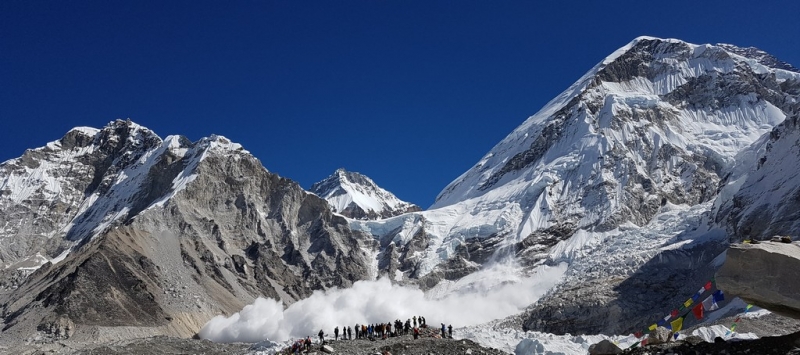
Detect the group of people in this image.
<box><xmin>315</xmin><ymin>315</ymin><xmax>454</xmax><ymax>344</ymax></box>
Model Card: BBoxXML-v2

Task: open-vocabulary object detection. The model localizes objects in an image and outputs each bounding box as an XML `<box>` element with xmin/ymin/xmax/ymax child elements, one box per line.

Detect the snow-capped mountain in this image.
<box><xmin>349</xmin><ymin>37</ymin><xmax>800</xmax><ymax>333</ymax></box>
<box><xmin>310</xmin><ymin>168</ymin><xmax>420</xmax><ymax>220</ymax></box>
<box><xmin>714</xmin><ymin>103</ymin><xmax>800</xmax><ymax>240</ymax></box>
<box><xmin>0</xmin><ymin>120</ymin><xmax>375</xmax><ymax>340</ymax></box>
<box><xmin>3</xmin><ymin>36</ymin><xmax>800</xmax><ymax>348</ymax></box>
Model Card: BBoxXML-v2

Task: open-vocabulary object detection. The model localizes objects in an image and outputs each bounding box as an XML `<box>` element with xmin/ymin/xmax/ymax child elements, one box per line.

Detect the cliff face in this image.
<box><xmin>0</xmin><ymin>120</ymin><xmax>376</xmax><ymax>340</ymax></box>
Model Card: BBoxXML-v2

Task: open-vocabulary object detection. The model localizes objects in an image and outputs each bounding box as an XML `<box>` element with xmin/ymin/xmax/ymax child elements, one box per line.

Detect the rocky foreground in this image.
<box><xmin>0</xmin><ymin>327</ymin><xmax>506</xmax><ymax>355</ymax></box>
<box><xmin>622</xmin><ymin>331</ymin><xmax>800</xmax><ymax>355</ymax></box>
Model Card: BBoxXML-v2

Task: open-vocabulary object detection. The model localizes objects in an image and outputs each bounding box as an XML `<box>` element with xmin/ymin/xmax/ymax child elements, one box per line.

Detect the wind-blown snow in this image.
<box><xmin>200</xmin><ymin>262</ymin><xmax>567</xmax><ymax>343</ymax></box>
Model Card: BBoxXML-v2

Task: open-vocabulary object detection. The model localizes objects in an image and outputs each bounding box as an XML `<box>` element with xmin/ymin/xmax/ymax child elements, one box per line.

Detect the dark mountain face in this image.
<box><xmin>0</xmin><ymin>120</ymin><xmax>376</xmax><ymax>340</ymax></box>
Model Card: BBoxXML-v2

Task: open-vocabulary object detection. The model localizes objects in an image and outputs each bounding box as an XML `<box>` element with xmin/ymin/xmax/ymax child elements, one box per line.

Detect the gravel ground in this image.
<box><xmin>0</xmin><ymin>327</ymin><xmax>508</xmax><ymax>355</ymax></box>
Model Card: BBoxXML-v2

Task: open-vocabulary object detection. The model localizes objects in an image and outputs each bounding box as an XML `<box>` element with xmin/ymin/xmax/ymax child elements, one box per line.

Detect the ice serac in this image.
<box><xmin>310</xmin><ymin>168</ymin><xmax>421</xmax><ymax>220</ymax></box>
<box><xmin>716</xmin><ymin>242</ymin><xmax>800</xmax><ymax>319</ymax></box>
<box><xmin>0</xmin><ymin>120</ymin><xmax>374</xmax><ymax>341</ymax></box>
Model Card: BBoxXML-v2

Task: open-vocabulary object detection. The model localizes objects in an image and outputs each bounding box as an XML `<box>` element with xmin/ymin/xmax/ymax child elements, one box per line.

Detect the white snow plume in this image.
<box><xmin>199</xmin><ymin>262</ymin><xmax>567</xmax><ymax>343</ymax></box>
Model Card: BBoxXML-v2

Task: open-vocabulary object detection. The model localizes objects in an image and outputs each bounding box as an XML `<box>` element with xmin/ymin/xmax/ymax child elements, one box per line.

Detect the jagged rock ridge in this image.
<box><xmin>0</xmin><ymin>120</ymin><xmax>375</xmax><ymax>341</ymax></box>
<box><xmin>310</xmin><ymin>168</ymin><xmax>420</xmax><ymax>220</ymax></box>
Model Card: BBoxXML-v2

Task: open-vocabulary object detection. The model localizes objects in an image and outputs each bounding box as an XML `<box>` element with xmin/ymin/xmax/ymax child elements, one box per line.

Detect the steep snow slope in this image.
<box><xmin>351</xmin><ymin>37</ymin><xmax>800</xmax><ymax>285</ymax></box>
<box><xmin>310</xmin><ymin>168</ymin><xmax>420</xmax><ymax>220</ymax></box>
<box><xmin>715</xmin><ymin>104</ymin><xmax>800</xmax><ymax>240</ymax></box>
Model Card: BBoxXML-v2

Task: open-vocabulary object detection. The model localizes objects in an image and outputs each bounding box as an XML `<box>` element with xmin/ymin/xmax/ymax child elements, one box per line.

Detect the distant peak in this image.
<box><xmin>67</xmin><ymin>126</ymin><xmax>101</xmax><ymax>136</ymax></box>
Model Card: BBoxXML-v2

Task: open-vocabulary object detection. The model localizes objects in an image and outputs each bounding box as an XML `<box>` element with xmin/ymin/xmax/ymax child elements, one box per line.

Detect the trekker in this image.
<box><xmin>318</xmin><ymin>329</ymin><xmax>324</xmax><ymax>345</ymax></box>
<box><xmin>413</xmin><ymin>327</ymin><xmax>419</xmax><ymax>340</ymax></box>
<box><xmin>441</xmin><ymin>323</ymin><xmax>446</xmax><ymax>338</ymax></box>
<box><xmin>347</xmin><ymin>326</ymin><xmax>352</xmax><ymax>340</ymax></box>
<box><xmin>413</xmin><ymin>316</ymin><xmax>417</xmax><ymax>327</ymax></box>
<box><xmin>334</xmin><ymin>326</ymin><xmax>339</xmax><ymax>340</ymax></box>
<box><xmin>305</xmin><ymin>336</ymin><xmax>312</xmax><ymax>351</ymax></box>
<box><xmin>448</xmin><ymin>324</ymin><xmax>452</xmax><ymax>338</ymax></box>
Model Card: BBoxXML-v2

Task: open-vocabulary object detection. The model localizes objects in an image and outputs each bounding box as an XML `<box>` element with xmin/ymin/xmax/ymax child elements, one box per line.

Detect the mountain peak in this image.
<box><xmin>310</xmin><ymin>169</ymin><xmax>420</xmax><ymax>220</ymax></box>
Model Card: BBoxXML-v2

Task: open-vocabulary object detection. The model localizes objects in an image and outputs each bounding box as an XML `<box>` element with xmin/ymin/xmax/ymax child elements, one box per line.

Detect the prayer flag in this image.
<box><xmin>641</xmin><ymin>339</ymin><xmax>648</xmax><ymax>346</ymax></box>
<box><xmin>730</xmin><ymin>324</ymin><xmax>737</xmax><ymax>332</ymax></box>
<box><xmin>684</xmin><ymin>298</ymin><xmax>694</xmax><ymax>308</ymax></box>
<box><xmin>648</xmin><ymin>324</ymin><xmax>657</xmax><ymax>331</ymax></box>
<box><xmin>692</xmin><ymin>293</ymin><xmax>701</xmax><ymax>302</ymax></box>
<box><xmin>697</xmin><ymin>286</ymin><xmax>706</xmax><ymax>295</ymax></box>
<box><xmin>670</xmin><ymin>317</ymin><xmax>683</xmax><ymax>332</ymax></box>
<box><xmin>657</xmin><ymin>319</ymin><xmax>666</xmax><ymax>327</ymax></box>
<box><xmin>692</xmin><ymin>303</ymin><xmax>704</xmax><ymax>320</ymax></box>
<box><xmin>663</xmin><ymin>314</ymin><xmax>671</xmax><ymax>322</ymax></box>
<box><xmin>702</xmin><ymin>295</ymin><xmax>719</xmax><ymax>311</ymax></box>
<box><xmin>713</xmin><ymin>290</ymin><xmax>724</xmax><ymax>303</ymax></box>
<box><xmin>634</xmin><ymin>331</ymin><xmax>643</xmax><ymax>338</ymax></box>
<box><xmin>746</xmin><ymin>304</ymin><xmax>753</xmax><ymax>311</ymax></box>
<box><xmin>673</xmin><ymin>333</ymin><xmax>679</xmax><ymax>340</ymax></box>
<box><xmin>704</xmin><ymin>281</ymin><xmax>712</xmax><ymax>290</ymax></box>
<box><xmin>671</xmin><ymin>309</ymin><xmax>678</xmax><ymax>318</ymax></box>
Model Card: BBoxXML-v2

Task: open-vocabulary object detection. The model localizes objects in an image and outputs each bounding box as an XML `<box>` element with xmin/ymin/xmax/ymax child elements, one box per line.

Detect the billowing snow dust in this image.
<box><xmin>199</xmin><ymin>261</ymin><xmax>567</xmax><ymax>343</ymax></box>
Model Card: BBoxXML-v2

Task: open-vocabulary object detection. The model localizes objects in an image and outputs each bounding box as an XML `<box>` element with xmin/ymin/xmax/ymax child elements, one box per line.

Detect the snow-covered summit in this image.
<box><xmin>310</xmin><ymin>168</ymin><xmax>420</xmax><ymax>220</ymax></box>
<box><xmin>352</xmin><ymin>36</ymin><xmax>800</xmax><ymax>286</ymax></box>
<box><xmin>0</xmin><ymin>119</ymin><xmax>258</xmax><ymax>271</ymax></box>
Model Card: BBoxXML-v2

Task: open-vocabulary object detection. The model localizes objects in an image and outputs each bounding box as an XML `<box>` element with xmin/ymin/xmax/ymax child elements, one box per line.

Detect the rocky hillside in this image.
<box><xmin>310</xmin><ymin>168</ymin><xmax>420</xmax><ymax>220</ymax></box>
<box><xmin>0</xmin><ymin>120</ymin><xmax>376</xmax><ymax>341</ymax></box>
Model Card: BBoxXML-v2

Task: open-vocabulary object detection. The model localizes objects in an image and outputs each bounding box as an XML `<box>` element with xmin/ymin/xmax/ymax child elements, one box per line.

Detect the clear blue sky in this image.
<box><xmin>2</xmin><ymin>1</ymin><xmax>799</xmax><ymax>208</ymax></box>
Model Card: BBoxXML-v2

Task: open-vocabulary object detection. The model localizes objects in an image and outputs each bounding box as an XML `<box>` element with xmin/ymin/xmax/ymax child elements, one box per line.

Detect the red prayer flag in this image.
<box><xmin>671</xmin><ymin>309</ymin><xmax>678</xmax><ymax>318</ymax></box>
<box><xmin>634</xmin><ymin>331</ymin><xmax>643</xmax><ymax>338</ymax></box>
<box><xmin>704</xmin><ymin>281</ymin><xmax>712</xmax><ymax>290</ymax></box>
<box><xmin>692</xmin><ymin>303</ymin><xmax>704</xmax><ymax>320</ymax></box>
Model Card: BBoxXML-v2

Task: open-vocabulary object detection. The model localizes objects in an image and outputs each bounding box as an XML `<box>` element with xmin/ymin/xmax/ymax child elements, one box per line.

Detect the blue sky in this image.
<box><xmin>2</xmin><ymin>1</ymin><xmax>799</xmax><ymax>207</ymax></box>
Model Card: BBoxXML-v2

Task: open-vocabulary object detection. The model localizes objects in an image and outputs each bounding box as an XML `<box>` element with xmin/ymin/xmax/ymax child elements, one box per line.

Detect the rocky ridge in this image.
<box><xmin>0</xmin><ymin>120</ymin><xmax>376</xmax><ymax>343</ymax></box>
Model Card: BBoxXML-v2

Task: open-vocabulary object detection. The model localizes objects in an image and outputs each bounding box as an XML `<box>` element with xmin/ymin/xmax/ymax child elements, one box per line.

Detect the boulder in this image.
<box><xmin>588</xmin><ymin>339</ymin><xmax>622</xmax><ymax>354</ymax></box>
<box><xmin>321</xmin><ymin>344</ymin><xmax>335</xmax><ymax>353</ymax></box>
<box><xmin>647</xmin><ymin>326</ymin><xmax>672</xmax><ymax>345</ymax></box>
<box><xmin>716</xmin><ymin>242</ymin><xmax>800</xmax><ymax>319</ymax></box>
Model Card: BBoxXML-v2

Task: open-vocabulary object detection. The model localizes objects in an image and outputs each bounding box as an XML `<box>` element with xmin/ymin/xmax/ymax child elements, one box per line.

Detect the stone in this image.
<box><xmin>716</xmin><ymin>242</ymin><xmax>800</xmax><ymax>319</ymax></box>
<box><xmin>647</xmin><ymin>326</ymin><xmax>673</xmax><ymax>345</ymax></box>
<box><xmin>588</xmin><ymin>339</ymin><xmax>622</xmax><ymax>354</ymax></box>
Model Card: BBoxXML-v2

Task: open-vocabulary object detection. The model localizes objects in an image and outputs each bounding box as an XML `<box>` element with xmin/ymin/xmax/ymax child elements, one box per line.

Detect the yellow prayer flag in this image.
<box><xmin>670</xmin><ymin>317</ymin><xmax>683</xmax><ymax>332</ymax></box>
<box><xmin>683</xmin><ymin>298</ymin><xmax>693</xmax><ymax>308</ymax></box>
<box><xmin>648</xmin><ymin>324</ymin><xmax>657</xmax><ymax>331</ymax></box>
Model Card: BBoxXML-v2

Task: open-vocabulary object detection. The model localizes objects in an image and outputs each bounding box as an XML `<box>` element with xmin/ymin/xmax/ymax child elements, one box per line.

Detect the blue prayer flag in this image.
<box><xmin>713</xmin><ymin>290</ymin><xmax>724</xmax><ymax>303</ymax></box>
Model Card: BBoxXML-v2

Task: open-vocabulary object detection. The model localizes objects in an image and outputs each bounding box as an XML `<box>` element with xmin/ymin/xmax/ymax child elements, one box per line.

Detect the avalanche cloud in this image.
<box><xmin>199</xmin><ymin>262</ymin><xmax>567</xmax><ymax>343</ymax></box>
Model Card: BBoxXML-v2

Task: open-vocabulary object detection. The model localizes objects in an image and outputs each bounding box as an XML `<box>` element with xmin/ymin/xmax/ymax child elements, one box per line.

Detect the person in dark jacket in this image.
<box><xmin>448</xmin><ymin>324</ymin><xmax>453</xmax><ymax>338</ymax></box>
<box><xmin>318</xmin><ymin>329</ymin><xmax>324</xmax><ymax>345</ymax></box>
